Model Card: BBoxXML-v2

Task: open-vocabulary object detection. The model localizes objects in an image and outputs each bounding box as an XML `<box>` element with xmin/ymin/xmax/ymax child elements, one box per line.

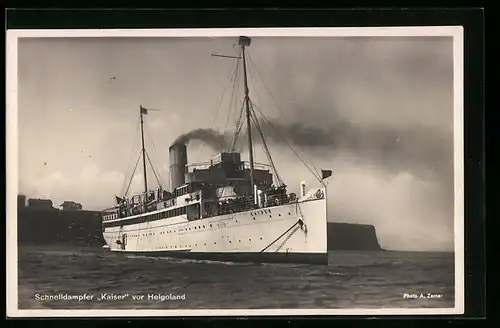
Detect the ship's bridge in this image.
<box><xmin>185</xmin><ymin>151</ymin><xmax>273</xmax><ymax>192</ymax></box>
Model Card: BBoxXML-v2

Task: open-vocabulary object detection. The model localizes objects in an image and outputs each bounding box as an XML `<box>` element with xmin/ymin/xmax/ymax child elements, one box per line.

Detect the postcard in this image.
<box><xmin>6</xmin><ymin>26</ymin><xmax>464</xmax><ymax>317</ymax></box>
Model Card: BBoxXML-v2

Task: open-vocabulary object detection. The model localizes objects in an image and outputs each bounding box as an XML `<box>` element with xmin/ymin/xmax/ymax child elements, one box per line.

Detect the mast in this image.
<box><xmin>239</xmin><ymin>36</ymin><xmax>255</xmax><ymax>192</ymax></box>
<box><xmin>139</xmin><ymin>105</ymin><xmax>148</xmax><ymax>194</ymax></box>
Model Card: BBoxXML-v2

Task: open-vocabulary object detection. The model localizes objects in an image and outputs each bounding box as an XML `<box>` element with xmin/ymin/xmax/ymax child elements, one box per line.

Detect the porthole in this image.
<box><xmin>249</xmin><ymin>238</ymin><xmax>252</xmax><ymax>241</ymax></box>
<box><xmin>210</xmin><ymin>224</ymin><xmax>212</xmax><ymax>227</ymax></box>
<box><xmin>253</xmin><ymin>218</ymin><xmax>255</xmax><ymax>220</ymax></box>
<box><xmin>269</xmin><ymin>215</ymin><xmax>272</xmax><ymax>218</ymax></box>
<box><xmin>278</xmin><ymin>214</ymin><xmax>281</xmax><ymax>217</ymax></box>
<box><xmin>203</xmin><ymin>225</ymin><xmax>205</xmax><ymax>228</ymax></box>
<box><xmin>288</xmin><ymin>213</ymin><xmax>291</xmax><ymax>215</ymax></box>
<box><xmin>260</xmin><ymin>237</ymin><xmax>263</xmax><ymax>240</ymax></box>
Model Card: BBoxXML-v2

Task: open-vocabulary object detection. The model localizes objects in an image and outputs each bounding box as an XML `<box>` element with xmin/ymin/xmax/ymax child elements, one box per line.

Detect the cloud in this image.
<box><xmin>325</xmin><ymin>157</ymin><xmax>453</xmax><ymax>251</ymax></box>
<box><xmin>18</xmin><ymin>163</ymin><xmax>147</xmax><ymax>210</ymax></box>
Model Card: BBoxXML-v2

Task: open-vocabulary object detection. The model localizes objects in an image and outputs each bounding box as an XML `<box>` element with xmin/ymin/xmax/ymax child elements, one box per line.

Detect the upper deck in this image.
<box><xmin>103</xmin><ymin>147</ymin><xmax>283</xmax><ymax>223</ymax></box>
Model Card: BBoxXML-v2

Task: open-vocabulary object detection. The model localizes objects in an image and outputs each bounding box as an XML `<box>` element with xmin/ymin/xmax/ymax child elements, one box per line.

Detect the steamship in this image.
<box><xmin>101</xmin><ymin>36</ymin><xmax>331</xmax><ymax>265</ymax></box>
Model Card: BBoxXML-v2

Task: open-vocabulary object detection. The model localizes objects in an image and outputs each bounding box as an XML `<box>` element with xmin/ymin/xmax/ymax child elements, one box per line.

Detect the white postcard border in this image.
<box><xmin>6</xmin><ymin>26</ymin><xmax>465</xmax><ymax>317</ymax></box>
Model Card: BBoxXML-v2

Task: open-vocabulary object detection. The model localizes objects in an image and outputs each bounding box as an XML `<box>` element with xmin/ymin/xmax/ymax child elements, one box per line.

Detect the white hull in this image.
<box><xmin>102</xmin><ymin>188</ymin><xmax>327</xmax><ymax>265</ymax></box>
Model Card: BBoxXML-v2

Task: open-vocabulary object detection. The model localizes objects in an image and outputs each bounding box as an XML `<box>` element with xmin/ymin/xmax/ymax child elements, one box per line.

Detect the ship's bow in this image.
<box><xmin>296</xmin><ymin>186</ymin><xmax>328</xmax><ymax>263</ymax></box>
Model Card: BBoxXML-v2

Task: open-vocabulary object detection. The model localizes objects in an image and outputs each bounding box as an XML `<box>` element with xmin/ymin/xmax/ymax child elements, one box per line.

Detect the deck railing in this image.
<box><xmin>201</xmin><ymin>192</ymin><xmax>297</xmax><ymax>218</ymax></box>
<box><xmin>186</xmin><ymin>161</ymin><xmax>271</xmax><ymax>173</ymax></box>
<box><xmin>102</xmin><ymin>189</ymin><xmax>298</xmax><ymax>222</ymax></box>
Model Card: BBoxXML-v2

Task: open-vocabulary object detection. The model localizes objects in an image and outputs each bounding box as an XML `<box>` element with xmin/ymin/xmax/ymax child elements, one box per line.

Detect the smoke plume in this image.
<box><xmin>172</xmin><ymin>117</ymin><xmax>453</xmax><ymax>187</ymax></box>
<box><xmin>173</xmin><ymin>128</ymin><xmax>228</xmax><ymax>150</ymax></box>
<box><xmin>267</xmin><ymin>120</ymin><xmax>452</xmax><ymax>184</ymax></box>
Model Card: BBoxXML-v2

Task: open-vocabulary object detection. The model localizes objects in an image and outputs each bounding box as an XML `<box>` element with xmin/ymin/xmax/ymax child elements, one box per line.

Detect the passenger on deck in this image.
<box><xmin>275</xmin><ymin>186</ymin><xmax>287</xmax><ymax>204</ymax></box>
<box><xmin>217</xmin><ymin>201</ymin><xmax>223</xmax><ymax>215</ymax></box>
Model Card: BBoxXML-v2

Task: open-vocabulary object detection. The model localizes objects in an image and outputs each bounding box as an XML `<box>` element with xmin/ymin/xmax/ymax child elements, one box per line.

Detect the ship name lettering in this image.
<box><xmin>98</xmin><ymin>293</ymin><xmax>129</xmax><ymax>301</ymax></box>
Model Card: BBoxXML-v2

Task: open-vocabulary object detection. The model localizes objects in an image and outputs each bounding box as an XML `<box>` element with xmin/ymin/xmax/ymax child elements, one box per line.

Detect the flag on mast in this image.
<box><xmin>321</xmin><ymin>169</ymin><xmax>333</xmax><ymax>180</ymax></box>
<box><xmin>140</xmin><ymin>105</ymin><xmax>162</xmax><ymax>115</ymax></box>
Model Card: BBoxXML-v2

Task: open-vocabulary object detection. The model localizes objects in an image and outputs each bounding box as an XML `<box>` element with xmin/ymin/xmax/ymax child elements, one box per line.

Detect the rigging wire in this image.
<box><xmin>120</xmin><ymin>117</ymin><xmax>141</xmax><ymax>196</ymax></box>
<box><xmin>229</xmin><ymin>52</ymin><xmax>263</xmax><ymax>153</ymax></box>
<box><xmin>197</xmin><ymin>53</ymin><xmax>241</xmax><ymax>156</ymax></box>
<box><xmin>120</xmin><ymin>119</ymin><xmax>140</xmax><ymax>194</ymax></box>
<box><xmin>145</xmin><ymin>150</ymin><xmax>163</xmax><ymax>189</ymax></box>
<box><xmin>247</xmin><ymin>53</ymin><xmax>267</xmax><ymax>118</ymax></box>
<box><xmin>223</xmin><ymin>50</ymin><xmax>242</xmax><ymax>152</ymax></box>
<box><xmin>251</xmin><ymin>102</ymin><xmax>322</xmax><ymax>183</ymax></box>
<box><xmin>229</xmin><ymin>99</ymin><xmax>246</xmax><ymax>152</ymax></box>
<box><xmin>247</xmin><ymin>51</ymin><xmax>322</xmax><ymax>180</ymax></box>
<box><xmin>247</xmin><ymin>54</ymin><xmax>293</xmax><ymax>184</ymax></box>
<box><xmin>245</xmin><ymin>52</ymin><xmax>319</xmax><ymax>184</ymax></box>
<box><xmin>143</xmin><ymin>126</ymin><xmax>168</xmax><ymax>190</ymax></box>
<box><xmin>249</xmin><ymin>103</ymin><xmax>284</xmax><ymax>186</ymax></box>
<box><xmin>124</xmin><ymin>151</ymin><xmax>143</xmax><ymax>197</ymax></box>
<box><xmin>235</xmin><ymin>119</ymin><xmax>247</xmax><ymax>154</ymax></box>
<box><xmin>247</xmin><ymin>52</ymin><xmax>284</xmax><ymax>117</ymax></box>
<box><xmin>245</xmin><ymin>53</ymin><xmax>282</xmax><ymax>178</ymax></box>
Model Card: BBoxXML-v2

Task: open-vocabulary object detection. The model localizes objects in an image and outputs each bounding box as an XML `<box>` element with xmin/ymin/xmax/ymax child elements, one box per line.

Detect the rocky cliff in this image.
<box><xmin>327</xmin><ymin>222</ymin><xmax>383</xmax><ymax>251</ymax></box>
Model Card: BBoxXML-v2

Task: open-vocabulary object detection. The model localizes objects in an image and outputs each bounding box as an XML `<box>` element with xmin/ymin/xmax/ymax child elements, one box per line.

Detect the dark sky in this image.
<box><xmin>17</xmin><ymin>34</ymin><xmax>457</xmax><ymax>251</ymax></box>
